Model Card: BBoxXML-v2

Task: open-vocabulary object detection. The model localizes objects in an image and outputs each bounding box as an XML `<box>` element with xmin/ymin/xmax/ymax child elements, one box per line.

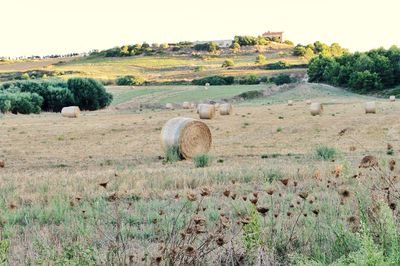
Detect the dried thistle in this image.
<box><xmin>200</xmin><ymin>186</ymin><xmax>211</xmax><ymax>197</ymax></box>
<box><xmin>359</xmin><ymin>155</ymin><xmax>378</xmax><ymax>168</ymax></box>
<box><xmin>389</xmin><ymin>159</ymin><xmax>396</xmax><ymax>171</ymax></box>
<box><xmin>223</xmin><ymin>189</ymin><xmax>231</xmax><ymax>197</ymax></box>
<box><xmin>187</xmin><ymin>191</ymin><xmax>197</xmax><ymax>201</ymax></box>
<box><xmin>280</xmin><ymin>178</ymin><xmax>289</xmax><ymax>186</ymax></box>
<box><xmin>298</xmin><ymin>192</ymin><xmax>309</xmax><ymax>200</ymax></box>
<box><xmin>250</xmin><ymin>198</ymin><xmax>258</xmax><ymax>205</ymax></box>
<box><xmin>256</xmin><ymin>207</ymin><xmax>269</xmax><ymax>216</ymax></box>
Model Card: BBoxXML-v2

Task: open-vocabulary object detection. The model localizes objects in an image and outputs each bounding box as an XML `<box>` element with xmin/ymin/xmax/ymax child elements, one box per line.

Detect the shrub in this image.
<box><xmin>270</xmin><ymin>74</ymin><xmax>293</xmax><ymax>85</ymax></box>
<box><xmin>255</xmin><ymin>54</ymin><xmax>267</xmax><ymax>64</ymax></box>
<box><xmin>0</xmin><ymin>92</ymin><xmax>43</xmax><ymax>114</ymax></box>
<box><xmin>67</xmin><ymin>77</ymin><xmax>113</xmax><ymax>111</ymax></box>
<box><xmin>116</xmin><ymin>75</ymin><xmax>145</xmax><ymax>86</ymax></box>
<box><xmin>265</xmin><ymin>61</ymin><xmax>289</xmax><ymax>70</ymax></box>
<box><xmin>193</xmin><ymin>154</ymin><xmax>211</xmax><ymax>168</ymax></box>
<box><xmin>238</xmin><ymin>75</ymin><xmax>260</xmax><ymax>85</ymax></box>
<box><xmin>222</xmin><ymin>59</ymin><xmax>234</xmax><ymax>68</ymax></box>
<box><xmin>46</xmin><ymin>87</ymin><xmax>75</xmax><ymax>112</ymax></box>
<box><xmin>164</xmin><ymin>146</ymin><xmax>180</xmax><ymax>163</ymax></box>
<box><xmin>192</xmin><ymin>75</ymin><xmax>235</xmax><ymax>86</ymax></box>
<box><xmin>237</xmin><ymin>90</ymin><xmax>263</xmax><ymax>100</ymax></box>
<box><xmin>315</xmin><ymin>146</ymin><xmax>338</xmax><ymax>160</ymax></box>
<box><xmin>194</xmin><ymin>42</ymin><xmax>220</xmax><ymax>52</ymax></box>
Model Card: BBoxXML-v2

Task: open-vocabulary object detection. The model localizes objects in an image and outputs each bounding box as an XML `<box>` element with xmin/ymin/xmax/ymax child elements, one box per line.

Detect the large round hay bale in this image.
<box><xmin>306</xmin><ymin>99</ymin><xmax>312</xmax><ymax>105</ymax></box>
<box><xmin>310</xmin><ymin>102</ymin><xmax>323</xmax><ymax>116</ymax></box>
<box><xmin>198</xmin><ymin>104</ymin><xmax>216</xmax><ymax>119</ymax></box>
<box><xmin>390</xmin><ymin>95</ymin><xmax>396</xmax><ymax>102</ymax></box>
<box><xmin>182</xmin><ymin>102</ymin><xmax>190</xmax><ymax>109</ymax></box>
<box><xmin>365</xmin><ymin>101</ymin><xmax>376</xmax><ymax>114</ymax></box>
<box><xmin>166</xmin><ymin>103</ymin><xmax>174</xmax><ymax>110</ymax></box>
<box><xmin>160</xmin><ymin>117</ymin><xmax>212</xmax><ymax>159</ymax></box>
<box><xmin>288</xmin><ymin>100</ymin><xmax>293</xmax><ymax>106</ymax></box>
<box><xmin>219</xmin><ymin>103</ymin><xmax>233</xmax><ymax>115</ymax></box>
<box><xmin>61</xmin><ymin>106</ymin><xmax>80</xmax><ymax>118</ymax></box>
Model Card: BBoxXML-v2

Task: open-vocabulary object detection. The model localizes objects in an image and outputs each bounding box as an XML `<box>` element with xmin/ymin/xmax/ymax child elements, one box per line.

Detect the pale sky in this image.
<box><xmin>1</xmin><ymin>0</ymin><xmax>399</xmax><ymax>57</ymax></box>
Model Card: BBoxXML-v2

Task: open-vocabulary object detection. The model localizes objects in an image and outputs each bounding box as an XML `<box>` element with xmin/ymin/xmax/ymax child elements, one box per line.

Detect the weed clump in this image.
<box><xmin>164</xmin><ymin>146</ymin><xmax>180</xmax><ymax>163</ymax></box>
<box><xmin>193</xmin><ymin>154</ymin><xmax>211</xmax><ymax>168</ymax></box>
<box><xmin>315</xmin><ymin>146</ymin><xmax>338</xmax><ymax>160</ymax></box>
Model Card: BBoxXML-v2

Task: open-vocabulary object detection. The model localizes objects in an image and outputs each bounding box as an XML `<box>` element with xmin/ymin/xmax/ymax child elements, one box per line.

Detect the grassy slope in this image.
<box><xmin>43</xmin><ymin>47</ymin><xmax>307</xmax><ymax>81</ymax></box>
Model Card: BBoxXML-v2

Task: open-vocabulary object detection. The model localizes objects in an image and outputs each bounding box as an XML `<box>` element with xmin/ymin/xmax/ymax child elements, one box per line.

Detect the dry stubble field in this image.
<box><xmin>1</xmin><ymin>87</ymin><xmax>400</xmax><ymax>264</ymax></box>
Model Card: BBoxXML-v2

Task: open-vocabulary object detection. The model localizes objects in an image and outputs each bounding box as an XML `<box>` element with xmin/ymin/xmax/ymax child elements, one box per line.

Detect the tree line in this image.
<box><xmin>307</xmin><ymin>46</ymin><xmax>400</xmax><ymax>93</ymax></box>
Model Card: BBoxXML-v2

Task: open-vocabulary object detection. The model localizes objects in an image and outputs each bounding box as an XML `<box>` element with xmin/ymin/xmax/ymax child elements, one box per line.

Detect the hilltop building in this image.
<box><xmin>262</xmin><ymin>31</ymin><xmax>283</xmax><ymax>42</ymax></box>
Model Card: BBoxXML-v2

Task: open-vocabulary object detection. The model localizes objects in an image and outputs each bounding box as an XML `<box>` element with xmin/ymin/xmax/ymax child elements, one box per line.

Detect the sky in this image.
<box><xmin>1</xmin><ymin>0</ymin><xmax>399</xmax><ymax>57</ymax></box>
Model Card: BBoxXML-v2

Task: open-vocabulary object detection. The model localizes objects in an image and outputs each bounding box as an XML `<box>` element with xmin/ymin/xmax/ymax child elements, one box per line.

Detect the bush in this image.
<box><xmin>193</xmin><ymin>154</ymin><xmax>211</xmax><ymax>168</ymax></box>
<box><xmin>270</xmin><ymin>74</ymin><xmax>293</xmax><ymax>85</ymax></box>
<box><xmin>255</xmin><ymin>54</ymin><xmax>267</xmax><ymax>64</ymax></box>
<box><xmin>194</xmin><ymin>42</ymin><xmax>220</xmax><ymax>52</ymax></box>
<box><xmin>0</xmin><ymin>92</ymin><xmax>43</xmax><ymax>114</ymax></box>
<box><xmin>67</xmin><ymin>78</ymin><xmax>113</xmax><ymax>111</ymax></box>
<box><xmin>164</xmin><ymin>146</ymin><xmax>180</xmax><ymax>163</ymax></box>
<box><xmin>265</xmin><ymin>61</ymin><xmax>289</xmax><ymax>70</ymax></box>
<box><xmin>315</xmin><ymin>146</ymin><xmax>338</xmax><ymax>160</ymax></box>
<box><xmin>237</xmin><ymin>90</ymin><xmax>263</xmax><ymax>100</ymax></box>
<box><xmin>222</xmin><ymin>59</ymin><xmax>234</xmax><ymax>68</ymax></box>
<box><xmin>116</xmin><ymin>75</ymin><xmax>146</xmax><ymax>86</ymax></box>
<box><xmin>46</xmin><ymin>87</ymin><xmax>75</xmax><ymax>112</ymax></box>
<box><xmin>192</xmin><ymin>76</ymin><xmax>235</xmax><ymax>86</ymax></box>
<box><xmin>238</xmin><ymin>75</ymin><xmax>260</xmax><ymax>85</ymax></box>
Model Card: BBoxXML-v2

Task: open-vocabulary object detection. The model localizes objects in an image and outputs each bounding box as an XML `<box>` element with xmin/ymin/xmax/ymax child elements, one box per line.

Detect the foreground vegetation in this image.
<box><xmin>0</xmin><ymin>84</ymin><xmax>400</xmax><ymax>264</ymax></box>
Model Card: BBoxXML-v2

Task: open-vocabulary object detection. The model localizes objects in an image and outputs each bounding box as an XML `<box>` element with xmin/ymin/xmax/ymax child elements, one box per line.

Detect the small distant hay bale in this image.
<box><xmin>61</xmin><ymin>106</ymin><xmax>80</xmax><ymax>118</ymax></box>
<box><xmin>310</xmin><ymin>102</ymin><xmax>323</xmax><ymax>116</ymax></box>
<box><xmin>390</xmin><ymin>95</ymin><xmax>396</xmax><ymax>102</ymax></box>
<box><xmin>160</xmin><ymin>117</ymin><xmax>212</xmax><ymax>159</ymax></box>
<box><xmin>165</xmin><ymin>103</ymin><xmax>174</xmax><ymax>110</ymax></box>
<box><xmin>204</xmin><ymin>83</ymin><xmax>210</xmax><ymax>90</ymax></box>
<box><xmin>198</xmin><ymin>104</ymin><xmax>216</xmax><ymax>119</ymax></box>
<box><xmin>288</xmin><ymin>100</ymin><xmax>293</xmax><ymax>106</ymax></box>
<box><xmin>190</xmin><ymin>102</ymin><xmax>196</xmax><ymax>109</ymax></box>
<box><xmin>182</xmin><ymin>102</ymin><xmax>190</xmax><ymax>109</ymax></box>
<box><xmin>219</xmin><ymin>103</ymin><xmax>233</xmax><ymax>115</ymax></box>
<box><xmin>365</xmin><ymin>101</ymin><xmax>376</xmax><ymax>114</ymax></box>
<box><xmin>306</xmin><ymin>99</ymin><xmax>312</xmax><ymax>105</ymax></box>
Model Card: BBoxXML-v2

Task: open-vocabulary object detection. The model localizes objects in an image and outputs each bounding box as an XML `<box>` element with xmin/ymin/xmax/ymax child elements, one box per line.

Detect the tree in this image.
<box><xmin>293</xmin><ymin>45</ymin><xmax>306</xmax><ymax>56</ymax></box>
<box><xmin>67</xmin><ymin>78</ymin><xmax>113</xmax><ymax>111</ymax></box>
<box><xmin>255</xmin><ymin>54</ymin><xmax>267</xmax><ymax>64</ymax></box>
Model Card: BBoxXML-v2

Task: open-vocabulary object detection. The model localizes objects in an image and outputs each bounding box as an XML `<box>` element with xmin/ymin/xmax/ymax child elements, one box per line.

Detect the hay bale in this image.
<box><xmin>160</xmin><ymin>117</ymin><xmax>212</xmax><ymax>159</ymax></box>
<box><xmin>390</xmin><ymin>95</ymin><xmax>396</xmax><ymax>102</ymax></box>
<box><xmin>306</xmin><ymin>99</ymin><xmax>312</xmax><ymax>105</ymax></box>
<box><xmin>310</xmin><ymin>102</ymin><xmax>323</xmax><ymax>116</ymax></box>
<box><xmin>190</xmin><ymin>102</ymin><xmax>196</xmax><ymax>109</ymax></box>
<box><xmin>165</xmin><ymin>103</ymin><xmax>174</xmax><ymax>110</ymax></box>
<box><xmin>214</xmin><ymin>103</ymin><xmax>220</xmax><ymax>109</ymax></box>
<box><xmin>182</xmin><ymin>102</ymin><xmax>190</xmax><ymax>109</ymax></box>
<box><xmin>219</xmin><ymin>103</ymin><xmax>233</xmax><ymax>115</ymax></box>
<box><xmin>198</xmin><ymin>104</ymin><xmax>216</xmax><ymax>119</ymax></box>
<box><xmin>61</xmin><ymin>106</ymin><xmax>80</xmax><ymax>118</ymax></box>
<box><xmin>288</xmin><ymin>100</ymin><xmax>293</xmax><ymax>106</ymax></box>
<box><xmin>365</xmin><ymin>101</ymin><xmax>376</xmax><ymax>114</ymax></box>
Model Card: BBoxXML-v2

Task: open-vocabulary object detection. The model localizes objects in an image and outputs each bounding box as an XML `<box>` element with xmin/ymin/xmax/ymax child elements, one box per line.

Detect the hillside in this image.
<box><xmin>0</xmin><ymin>43</ymin><xmax>308</xmax><ymax>83</ymax></box>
